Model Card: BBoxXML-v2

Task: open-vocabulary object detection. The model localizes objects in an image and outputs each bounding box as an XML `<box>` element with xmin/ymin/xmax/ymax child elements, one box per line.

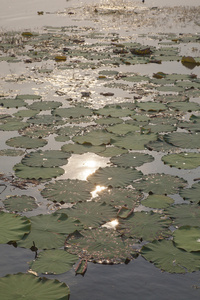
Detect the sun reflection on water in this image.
<box><xmin>91</xmin><ymin>185</ymin><xmax>107</xmax><ymax>198</ymax></box>
<box><xmin>102</xmin><ymin>219</ymin><xmax>119</xmax><ymax>230</ymax></box>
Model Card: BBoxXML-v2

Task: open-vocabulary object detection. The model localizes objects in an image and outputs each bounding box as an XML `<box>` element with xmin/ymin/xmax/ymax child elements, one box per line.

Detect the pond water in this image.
<box><xmin>0</xmin><ymin>0</ymin><xmax>200</xmax><ymax>299</ymax></box>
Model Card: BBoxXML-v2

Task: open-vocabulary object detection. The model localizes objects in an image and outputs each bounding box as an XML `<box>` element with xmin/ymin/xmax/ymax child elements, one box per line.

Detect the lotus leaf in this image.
<box><xmin>162</xmin><ymin>152</ymin><xmax>200</xmax><ymax>169</ymax></box>
<box><xmin>142</xmin><ymin>194</ymin><xmax>174</xmax><ymax>209</ymax></box>
<box><xmin>141</xmin><ymin>240</ymin><xmax>200</xmax><ymax>273</ymax></box>
<box><xmin>0</xmin><ymin>121</ymin><xmax>28</xmax><ymax>131</ymax></box>
<box><xmin>29</xmin><ymin>249</ymin><xmax>78</xmax><ymax>274</ymax></box>
<box><xmin>41</xmin><ymin>179</ymin><xmax>94</xmax><ymax>203</ymax></box>
<box><xmin>27</xmin><ymin>115</ymin><xmax>63</xmax><ymax>125</ymax></box>
<box><xmin>156</xmin><ymin>85</ymin><xmax>184</xmax><ymax>92</ymax></box>
<box><xmin>53</xmin><ymin>106</ymin><xmax>93</xmax><ymax>118</ymax></box>
<box><xmin>120</xmin><ymin>211</ymin><xmax>171</xmax><ymax>241</ymax></box>
<box><xmin>146</xmin><ymin>137</ymin><xmax>179</xmax><ymax>152</ymax></box>
<box><xmin>173</xmin><ymin>226</ymin><xmax>200</xmax><ymax>252</ymax></box>
<box><xmin>121</xmin><ymin>75</ymin><xmax>150</xmax><ymax>82</ymax></box>
<box><xmin>13</xmin><ymin>109</ymin><xmax>39</xmax><ymax>118</ymax></box>
<box><xmin>6</xmin><ymin>136</ymin><xmax>47</xmax><ymax>149</ymax></box>
<box><xmin>0</xmin><ymin>149</ymin><xmax>24</xmax><ymax>156</ymax></box>
<box><xmin>133</xmin><ymin>174</ymin><xmax>187</xmax><ymax>195</ymax></box>
<box><xmin>113</xmin><ymin>132</ymin><xmax>157</xmax><ymax>150</ymax></box>
<box><xmin>106</xmin><ymin>123</ymin><xmax>140</xmax><ymax>135</ymax></box>
<box><xmin>13</xmin><ymin>163</ymin><xmax>64</xmax><ymax>180</ymax></box>
<box><xmin>57</xmin><ymin>202</ymin><xmax>117</xmax><ymax>229</ymax></box>
<box><xmin>165</xmin><ymin>204</ymin><xmax>200</xmax><ymax>227</ymax></box>
<box><xmin>154</xmin><ymin>94</ymin><xmax>189</xmax><ymax>103</ymax></box>
<box><xmin>167</xmin><ymin>102</ymin><xmax>200</xmax><ymax>112</ymax></box>
<box><xmin>96</xmin><ymin>188</ymin><xmax>142</xmax><ymax>208</ymax></box>
<box><xmin>66</xmin><ymin>228</ymin><xmax>136</xmax><ymax>264</ymax></box>
<box><xmin>95</xmin><ymin>117</ymin><xmax>123</xmax><ymax>125</ymax></box>
<box><xmin>87</xmin><ymin>166</ymin><xmax>142</xmax><ymax>188</ymax></box>
<box><xmin>73</xmin><ymin>129</ymin><xmax>114</xmax><ymax>146</ymax></box>
<box><xmin>143</xmin><ymin>124</ymin><xmax>176</xmax><ymax>133</ymax></box>
<box><xmin>164</xmin><ymin>132</ymin><xmax>200</xmax><ymax>149</ymax></box>
<box><xmin>21</xmin><ymin>150</ymin><xmax>71</xmax><ymax>168</ymax></box>
<box><xmin>98</xmin><ymin>146</ymin><xmax>128</xmax><ymax>157</ymax></box>
<box><xmin>28</xmin><ymin>101</ymin><xmax>62</xmax><ymax>111</ymax></box>
<box><xmin>75</xmin><ymin>259</ymin><xmax>87</xmax><ymax>275</ymax></box>
<box><xmin>180</xmin><ymin>182</ymin><xmax>200</xmax><ymax>204</ymax></box>
<box><xmin>94</xmin><ymin>106</ymin><xmax>132</xmax><ymax>118</ymax></box>
<box><xmin>178</xmin><ymin>121</ymin><xmax>200</xmax><ymax>132</ymax></box>
<box><xmin>17</xmin><ymin>213</ymin><xmax>82</xmax><ymax>250</ymax></box>
<box><xmin>0</xmin><ymin>98</ymin><xmax>26</xmax><ymax>108</ymax></box>
<box><xmin>19</xmin><ymin>125</ymin><xmax>54</xmax><ymax>138</ymax></box>
<box><xmin>55</xmin><ymin>135</ymin><xmax>70</xmax><ymax>142</ymax></box>
<box><xmin>110</xmin><ymin>152</ymin><xmax>154</xmax><ymax>168</ymax></box>
<box><xmin>0</xmin><ymin>273</ymin><xmax>70</xmax><ymax>299</ymax></box>
<box><xmin>0</xmin><ymin>212</ymin><xmax>30</xmax><ymax>244</ymax></box>
<box><xmin>136</xmin><ymin>102</ymin><xmax>167</xmax><ymax>112</ymax></box>
<box><xmin>3</xmin><ymin>195</ymin><xmax>38</xmax><ymax>212</ymax></box>
<box><xmin>61</xmin><ymin>143</ymin><xmax>105</xmax><ymax>154</ymax></box>
<box><xmin>56</xmin><ymin>126</ymin><xmax>81</xmax><ymax>137</ymax></box>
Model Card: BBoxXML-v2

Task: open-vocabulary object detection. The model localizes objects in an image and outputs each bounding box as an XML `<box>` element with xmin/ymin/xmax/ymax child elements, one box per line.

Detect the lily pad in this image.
<box><xmin>113</xmin><ymin>132</ymin><xmax>158</xmax><ymax>150</ymax></box>
<box><xmin>21</xmin><ymin>150</ymin><xmax>71</xmax><ymax>168</ymax></box>
<box><xmin>53</xmin><ymin>106</ymin><xmax>93</xmax><ymax>118</ymax></box>
<box><xmin>133</xmin><ymin>174</ymin><xmax>187</xmax><ymax>195</ymax></box>
<box><xmin>120</xmin><ymin>211</ymin><xmax>171</xmax><ymax>242</ymax></box>
<box><xmin>0</xmin><ymin>121</ymin><xmax>29</xmax><ymax>131</ymax></box>
<box><xmin>87</xmin><ymin>166</ymin><xmax>143</xmax><ymax>188</ymax></box>
<box><xmin>97</xmin><ymin>146</ymin><xmax>128</xmax><ymax>157</ymax></box>
<box><xmin>73</xmin><ymin>129</ymin><xmax>114</xmax><ymax>146</ymax></box>
<box><xmin>0</xmin><ymin>98</ymin><xmax>26</xmax><ymax>108</ymax></box>
<box><xmin>110</xmin><ymin>152</ymin><xmax>154</xmax><ymax>168</ymax></box>
<box><xmin>3</xmin><ymin>195</ymin><xmax>38</xmax><ymax>212</ymax></box>
<box><xmin>19</xmin><ymin>125</ymin><xmax>54</xmax><ymax>138</ymax></box>
<box><xmin>0</xmin><ymin>212</ymin><xmax>31</xmax><ymax>244</ymax></box>
<box><xmin>13</xmin><ymin>109</ymin><xmax>39</xmax><ymax>118</ymax></box>
<box><xmin>57</xmin><ymin>202</ymin><xmax>117</xmax><ymax>229</ymax></box>
<box><xmin>173</xmin><ymin>226</ymin><xmax>200</xmax><ymax>252</ymax></box>
<box><xmin>106</xmin><ymin>123</ymin><xmax>140</xmax><ymax>135</ymax></box>
<box><xmin>29</xmin><ymin>250</ymin><xmax>78</xmax><ymax>274</ymax></box>
<box><xmin>17</xmin><ymin>213</ymin><xmax>82</xmax><ymax>250</ymax></box>
<box><xmin>141</xmin><ymin>240</ymin><xmax>200</xmax><ymax>273</ymax></box>
<box><xmin>164</xmin><ymin>132</ymin><xmax>200</xmax><ymax>149</ymax></box>
<box><xmin>180</xmin><ymin>182</ymin><xmax>200</xmax><ymax>204</ymax></box>
<box><xmin>27</xmin><ymin>115</ymin><xmax>63</xmax><ymax>125</ymax></box>
<box><xmin>146</xmin><ymin>137</ymin><xmax>179</xmax><ymax>152</ymax></box>
<box><xmin>165</xmin><ymin>204</ymin><xmax>200</xmax><ymax>227</ymax></box>
<box><xmin>0</xmin><ymin>149</ymin><xmax>24</xmax><ymax>156</ymax></box>
<box><xmin>13</xmin><ymin>163</ymin><xmax>64</xmax><ymax>180</ymax></box>
<box><xmin>28</xmin><ymin>101</ymin><xmax>62</xmax><ymax>111</ymax></box>
<box><xmin>95</xmin><ymin>117</ymin><xmax>123</xmax><ymax>125</ymax></box>
<box><xmin>94</xmin><ymin>105</ymin><xmax>132</xmax><ymax>118</ymax></box>
<box><xmin>142</xmin><ymin>194</ymin><xmax>174</xmax><ymax>209</ymax></box>
<box><xmin>61</xmin><ymin>143</ymin><xmax>105</xmax><ymax>155</ymax></box>
<box><xmin>137</xmin><ymin>102</ymin><xmax>167</xmax><ymax>112</ymax></box>
<box><xmin>0</xmin><ymin>273</ymin><xmax>70</xmax><ymax>299</ymax></box>
<box><xmin>167</xmin><ymin>101</ymin><xmax>200</xmax><ymax>112</ymax></box>
<box><xmin>41</xmin><ymin>179</ymin><xmax>94</xmax><ymax>203</ymax></box>
<box><xmin>162</xmin><ymin>152</ymin><xmax>200</xmax><ymax>169</ymax></box>
<box><xmin>6</xmin><ymin>136</ymin><xmax>47</xmax><ymax>149</ymax></box>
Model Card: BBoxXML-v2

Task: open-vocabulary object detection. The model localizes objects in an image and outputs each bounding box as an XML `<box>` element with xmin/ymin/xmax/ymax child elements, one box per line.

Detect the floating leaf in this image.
<box><xmin>53</xmin><ymin>106</ymin><xmax>93</xmax><ymax>118</ymax></box>
<box><xmin>3</xmin><ymin>195</ymin><xmax>38</xmax><ymax>212</ymax></box>
<box><xmin>95</xmin><ymin>117</ymin><xmax>123</xmax><ymax>126</ymax></box>
<box><xmin>98</xmin><ymin>146</ymin><xmax>128</xmax><ymax>157</ymax></box>
<box><xmin>75</xmin><ymin>259</ymin><xmax>87</xmax><ymax>275</ymax></box>
<box><xmin>41</xmin><ymin>179</ymin><xmax>94</xmax><ymax>203</ymax></box>
<box><xmin>0</xmin><ymin>98</ymin><xmax>26</xmax><ymax>108</ymax></box>
<box><xmin>173</xmin><ymin>226</ymin><xmax>200</xmax><ymax>252</ymax></box>
<box><xmin>141</xmin><ymin>240</ymin><xmax>200</xmax><ymax>273</ymax></box>
<box><xmin>17</xmin><ymin>213</ymin><xmax>82</xmax><ymax>250</ymax></box>
<box><xmin>133</xmin><ymin>174</ymin><xmax>187</xmax><ymax>195</ymax></box>
<box><xmin>29</xmin><ymin>250</ymin><xmax>78</xmax><ymax>274</ymax></box>
<box><xmin>142</xmin><ymin>194</ymin><xmax>174</xmax><ymax>209</ymax></box>
<box><xmin>19</xmin><ymin>125</ymin><xmax>54</xmax><ymax>138</ymax></box>
<box><xmin>137</xmin><ymin>102</ymin><xmax>167</xmax><ymax>112</ymax></box>
<box><xmin>120</xmin><ymin>211</ymin><xmax>171</xmax><ymax>241</ymax></box>
<box><xmin>113</xmin><ymin>132</ymin><xmax>158</xmax><ymax>150</ymax></box>
<box><xmin>146</xmin><ymin>137</ymin><xmax>179</xmax><ymax>152</ymax></box>
<box><xmin>13</xmin><ymin>163</ymin><xmax>64</xmax><ymax>180</ymax></box>
<box><xmin>165</xmin><ymin>204</ymin><xmax>200</xmax><ymax>227</ymax></box>
<box><xmin>94</xmin><ymin>105</ymin><xmax>132</xmax><ymax>118</ymax></box>
<box><xmin>164</xmin><ymin>132</ymin><xmax>200</xmax><ymax>149</ymax></box>
<box><xmin>73</xmin><ymin>129</ymin><xmax>114</xmax><ymax>146</ymax></box>
<box><xmin>162</xmin><ymin>152</ymin><xmax>200</xmax><ymax>169</ymax></box>
<box><xmin>0</xmin><ymin>212</ymin><xmax>30</xmax><ymax>244</ymax></box>
<box><xmin>28</xmin><ymin>101</ymin><xmax>62</xmax><ymax>111</ymax></box>
<box><xmin>0</xmin><ymin>149</ymin><xmax>24</xmax><ymax>156</ymax></box>
<box><xmin>6</xmin><ymin>136</ymin><xmax>47</xmax><ymax>149</ymax></box>
<box><xmin>180</xmin><ymin>182</ymin><xmax>200</xmax><ymax>204</ymax></box>
<box><xmin>27</xmin><ymin>115</ymin><xmax>63</xmax><ymax>125</ymax></box>
<box><xmin>110</xmin><ymin>152</ymin><xmax>154</xmax><ymax>168</ymax></box>
<box><xmin>87</xmin><ymin>167</ymin><xmax>142</xmax><ymax>188</ymax></box>
<box><xmin>21</xmin><ymin>150</ymin><xmax>71</xmax><ymax>168</ymax></box>
<box><xmin>61</xmin><ymin>143</ymin><xmax>105</xmax><ymax>155</ymax></box>
<box><xmin>167</xmin><ymin>102</ymin><xmax>200</xmax><ymax>112</ymax></box>
<box><xmin>106</xmin><ymin>123</ymin><xmax>140</xmax><ymax>135</ymax></box>
<box><xmin>13</xmin><ymin>109</ymin><xmax>39</xmax><ymax>118</ymax></box>
<box><xmin>0</xmin><ymin>121</ymin><xmax>28</xmax><ymax>131</ymax></box>
<box><xmin>0</xmin><ymin>273</ymin><xmax>70</xmax><ymax>299</ymax></box>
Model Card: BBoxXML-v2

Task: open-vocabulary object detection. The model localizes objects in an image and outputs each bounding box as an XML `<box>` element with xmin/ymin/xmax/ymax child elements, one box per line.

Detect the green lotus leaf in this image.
<box><xmin>155</xmin><ymin>94</ymin><xmax>189</xmax><ymax>103</ymax></box>
<box><xmin>0</xmin><ymin>149</ymin><xmax>24</xmax><ymax>156</ymax></box>
<box><xmin>61</xmin><ymin>143</ymin><xmax>106</xmax><ymax>154</ymax></box>
<box><xmin>122</xmin><ymin>75</ymin><xmax>150</xmax><ymax>82</ymax></box>
<box><xmin>180</xmin><ymin>182</ymin><xmax>200</xmax><ymax>204</ymax></box>
<box><xmin>66</xmin><ymin>228</ymin><xmax>135</xmax><ymax>264</ymax></box>
<box><xmin>141</xmin><ymin>240</ymin><xmax>200</xmax><ymax>273</ymax></box>
<box><xmin>164</xmin><ymin>132</ymin><xmax>200</xmax><ymax>149</ymax></box>
<box><xmin>165</xmin><ymin>204</ymin><xmax>200</xmax><ymax>227</ymax></box>
<box><xmin>133</xmin><ymin>174</ymin><xmax>187</xmax><ymax>195</ymax></box>
<box><xmin>167</xmin><ymin>101</ymin><xmax>200</xmax><ymax>112</ymax></box>
<box><xmin>143</xmin><ymin>123</ymin><xmax>176</xmax><ymax>133</ymax></box>
<box><xmin>0</xmin><ymin>273</ymin><xmax>70</xmax><ymax>299</ymax></box>
<box><xmin>21</xmin><ymin>150</ymin><xmax>71</xmax><ymax>168</ymax></box>
<box><xmin>16</xmin><ymin>94</ymin><xmax>41</xmax><ymax>100</ymax></box>
<box><xmin>98</xmin><ymin>70</ymin><xmax>119</xmax><ymax>76</ymax></box>
<box><xmin>162</xmin><ymin>152</ymin><xmax>200</xmax><ymax>169</ymax></box>
<box><xmin>13</xmin><ymin>109</ymin><xmax>39</xmax><ymax>118</ymax></box>
<box><xmin>27</xmin><ymin>115</ymin><xmax>63</xmax><ymax>125</ymax></box>
<box><xmin>57</xmin><ymin>202</ymin><xmax>117</xmax><ymax>229</ymax></box>
<box><xmin>110</xmin><ymin>152</ymin><xmax>154</xmax><ymax>168</ymax></box>
<box><xmin>142</xmin><ymin>194</ymin><xmax>174</xmax><ymax>209</ymax></box>
<box><xmin>178</xmin><ymin>121</ymin><xmax>200</xmax><ymax>132</ymax></box>
<box><xmin>94</xmin><ymin>106</ymin><xmax>133</xmax><ymax>118</ymax></box>
<box><xmin>54</xmin><ymin>135</ymin><xmax>70</xmax><ymax>142</ymax></box>
<box><xmin>0</xmin><ymin>98</ymin><xmax>26</xmax><ymax>108</ymax></box>
<box><xmin>17</xmin><ymin>213</ymin><xmax>83</xmax><ymax>250</ymax></box>
<box><xmin>0</xmin><ymin>121</ymin><xmax>29</xmax><ymax>131</ymax></box>
<box><xmin>87</xmin><ymin>166</ymin><xmax>143</xmax><ymax>188</ymax></box>
<box><xmin>120</xmin><ymin>211</ymin><xmax>171</xmax><ymax>241</ymax></box>
<box><xmin>0</xmin><ymin>212</ymin><xmax>31</xmax><ymax>244</ymax></box>
<box><xmin>56</xmin><ymin>126</ymin><xmax>81</xmax><ymax>137</ymax></box>
<box><xmin>41</xmin><ymin>179</ymin><xmax>94</xmax><ymax>203</ymax></box>
<box><xmin>173</xmin><ymin>226</ymin><xmax>200</xmax><ymax>252</ymax></box>
<box><xmin>95</xmin><ymin>117</ymin><xmax>123</xmax><ymax>126</ymax></box>
<box><xmin>137</xmin><ymin>102</ymin><xmax>167</xmax><ymax>112</ymax></box>
<box><xmin>3</xmin><ymin>195</ymin><xmax>38</xmax><ymax>212</ymax></box>
<box><xmin>29</xmin><ymin>249</ymin><xmax>78</xmax><ymax>274</ymax></box>
<box><xmin>19</xmin><ymin>125</ymin><xmax>54</xmax><ymax>138</ymax></box>
<box><xmin>13</xmin><ymin>163</ymin><xmax>64</xmax><ymax>180</ymax></box>
<box><xmin>28</xmin><ymin>101</ymin><xmax>62</xmax><ymax>111</ymax></box>
<box><xmin>146</xmin><ymin>137</ymin><xmax>179</xmax><ymax>152</ymax></box>
<box><xmin>73</xmin><ymin>129</ymin><xmax>114</xmax><ymax>146</ymax></box>
<box><xmin>156</xmin><ymin>85</ymin><xmax>184</xmax><ymax>92</ymax></box>
<box><xmin>53</xmin><ymin>106</ymin><xmax>93</xmax><ymax>118</ymax></box>
<box><xmin>113</xmin><ymin>132</ymin><xmax>158</xmax><ymax>150</ymax></box>
<box><xmin>97</xmin><ymin>146</ymin><xmax>128</xmax><ymax>157</ymax></box>
<box><xmin>6</xmin><ymin>136</ymin><xmax>47</xmax><ymax>149</ymax></box>
<box><xmin>106</xmin><ymin>123</ymin><xmax>140</xmax><ymax>135</ymax></box>
<box><xmin>176</xmin><ymin>81</ymin><xmax>200</xmax><ymax>89</ymax></box>
<box><xmin>96</xmin><ymin>188</ymin><xmax>142</xmax><ymax>208</ymax></box>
